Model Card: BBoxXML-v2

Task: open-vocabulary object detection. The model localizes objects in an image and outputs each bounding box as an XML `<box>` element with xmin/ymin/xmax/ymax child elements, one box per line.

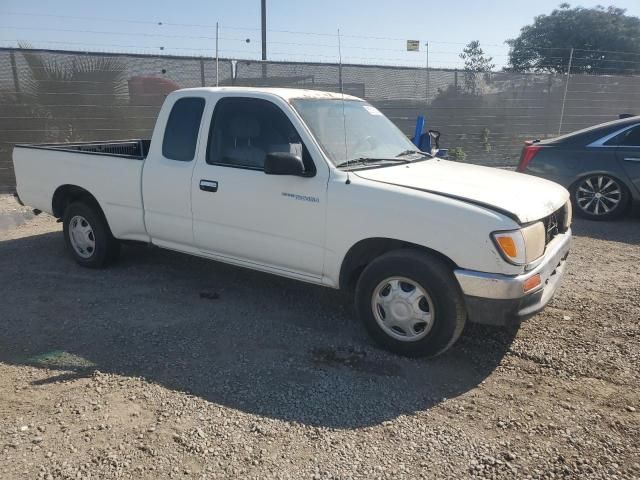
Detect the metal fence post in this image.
<box><xmin>215</xmin><ymin>22</ymin><xmax>219</xmax><ymax>87</ymax></box>
<box><xmin>546</xmin><ymin>74</ymin><xmax>554</xmax><ymax>137</ymax></box>
<box><xmin>558</xmin><ymin>47</ymin><xmax>574</xmax><ymax>135</ymax></box>
<box><xmin>231</xmin><ymin>60</ymin><xmax>237</xmax><ymax>86</ymax></box>
<box><xmin>200</xmin><ymin>59</ymin><xmax>205</xmax><ymax>87</ymax></box>
<box><xmin>425</xmin><ymin>41</ymin><xmax>430</xmax><ymax>103</ymax></box>
<box><xmin>9</xmin><ymin>51</ymin><xmax>20</xmax><ymax>95</ymax></box>
<box><xmin>337</xmin><ymin>29</ymin><xmax>343</xmax><ymax>94</ymax></box>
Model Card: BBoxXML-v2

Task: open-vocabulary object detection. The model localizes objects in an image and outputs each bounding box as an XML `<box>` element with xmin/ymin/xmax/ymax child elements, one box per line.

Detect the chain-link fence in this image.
<box><xmin>1</xmin><ymin>47</ymin><xmax>640</xmax><ymax>192</ymax></box>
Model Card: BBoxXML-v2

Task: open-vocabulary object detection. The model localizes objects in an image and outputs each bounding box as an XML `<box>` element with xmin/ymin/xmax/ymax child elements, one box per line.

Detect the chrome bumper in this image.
<box><xmin>454</xmin><ymin>230</ymin><xmax>571</xmax><ymax>326</ymax></box>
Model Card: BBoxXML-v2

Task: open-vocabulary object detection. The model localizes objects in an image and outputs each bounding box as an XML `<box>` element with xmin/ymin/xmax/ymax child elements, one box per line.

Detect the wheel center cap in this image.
<box><xmin>390</xmin><ymin>301</ymin><xmax>411</xmax><ymax>320</ymax></box>
<box><xmin>595</xmin><ymin>192</ymin><xmax>602</xmax><ymax>198</ymax></box>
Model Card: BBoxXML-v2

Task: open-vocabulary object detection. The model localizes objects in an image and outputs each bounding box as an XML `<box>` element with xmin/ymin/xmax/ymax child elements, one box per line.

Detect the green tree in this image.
<box><xmin>459</xmin><ymin>41</ymin><xmax>495</xmax><ymax>96</ymax></box>
<box><xmin>507</xmin><ymin>4</ymin><xmax>640</xmax><ymax>74</ymax></box>
<box><xmin>448</xmin><ymin>147</ymin><xmax>467</xmax><ymax>162</ymax></box>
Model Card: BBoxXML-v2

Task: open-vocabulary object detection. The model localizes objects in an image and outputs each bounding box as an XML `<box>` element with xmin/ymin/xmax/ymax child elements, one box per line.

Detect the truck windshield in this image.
<box><xmin>291</xmin><ymin>98</ymin><xmax>422</xmax><ymax>168</ymax></box>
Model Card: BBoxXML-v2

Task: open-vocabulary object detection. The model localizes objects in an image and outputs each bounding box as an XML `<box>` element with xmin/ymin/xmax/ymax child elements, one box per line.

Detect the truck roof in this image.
<box><xmin>173</xmin><ymin>86</ymin><xmax>363</xmax><ymax>102</ymax></box>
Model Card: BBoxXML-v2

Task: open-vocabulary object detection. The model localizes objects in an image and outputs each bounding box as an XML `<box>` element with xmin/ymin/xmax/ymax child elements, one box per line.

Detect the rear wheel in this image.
<box><xmin>355</xmin><ymin>249</ymin><xmax>466</xmax><ymax>357</ymax></box>
<box><xmin>571</xmin><ymin>174</ymin><xmax>629</xmax><ymax>220</ymax></box>
<box><xmin>63</xmin><ymin>202</ymin><xmax>120</xmax><ymax>268</ymax></box>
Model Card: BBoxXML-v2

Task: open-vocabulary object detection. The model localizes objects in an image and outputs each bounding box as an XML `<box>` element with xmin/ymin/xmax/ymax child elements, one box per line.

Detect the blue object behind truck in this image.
<box><xmin>412</xmin><ymin>115</ymin><xmax>448</xmax><ymax>158</ymax></box>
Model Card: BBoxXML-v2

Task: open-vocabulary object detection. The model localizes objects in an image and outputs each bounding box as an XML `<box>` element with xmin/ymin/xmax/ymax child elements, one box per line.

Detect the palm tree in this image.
<box><xmin>18</xmin><ymin>43</ymin><xmax>128</xmax><ymax>142</ymax></box>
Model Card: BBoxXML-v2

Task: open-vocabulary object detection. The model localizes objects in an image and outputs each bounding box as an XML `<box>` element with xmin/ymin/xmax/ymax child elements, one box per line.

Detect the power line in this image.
<box><xmin>0</xmin><ymin>25</ymin><xmax>222</xmax><ymax>41</ymax></box>
<box><xmin>4</xmin><ymin>9</ymin><xmax>640</xmax><ymax>57</ymax></box>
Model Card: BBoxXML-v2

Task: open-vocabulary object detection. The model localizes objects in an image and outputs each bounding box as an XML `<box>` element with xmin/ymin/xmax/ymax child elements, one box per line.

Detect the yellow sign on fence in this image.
<box><xmin>406</xmin><ymin>40</ymin><xmax>420</xmax><ymax>52</ymax></box>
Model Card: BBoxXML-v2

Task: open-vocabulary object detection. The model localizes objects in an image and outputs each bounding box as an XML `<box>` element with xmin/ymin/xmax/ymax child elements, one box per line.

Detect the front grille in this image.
<box><xmin>542</xmin><ymin>204</ymin><xmax>569</xmax><ymax>245</ymax></box>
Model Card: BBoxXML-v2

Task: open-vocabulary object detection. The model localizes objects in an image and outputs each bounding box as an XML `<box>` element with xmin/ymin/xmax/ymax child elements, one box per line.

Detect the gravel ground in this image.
<box><xmin>0</xmin><ymin>194</ymin><xmax>638</xmax><ymax>480</ymax></box>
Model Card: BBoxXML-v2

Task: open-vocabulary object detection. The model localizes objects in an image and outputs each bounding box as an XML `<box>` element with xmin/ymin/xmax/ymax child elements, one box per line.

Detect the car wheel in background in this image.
<box><xmin>570</xmin><ymin>174</ymin><xmax>629</xmax><ymax>221</ymax></box>
<box><xmin>63</xmin><ymin>201</ymin><xmax>120</xmax><ymax>268</ymax></box>
<box><xmin>355</xmin><ymin>249</ymin><xmax>466</xmax><ymax>357</ymax></box>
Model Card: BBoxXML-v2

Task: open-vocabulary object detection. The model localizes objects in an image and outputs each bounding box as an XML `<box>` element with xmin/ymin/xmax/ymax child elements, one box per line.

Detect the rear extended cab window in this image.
<box><xmin>162</xmin><ymin>97</ymin><xmax>206</xmax><ymax>161</ymax></box>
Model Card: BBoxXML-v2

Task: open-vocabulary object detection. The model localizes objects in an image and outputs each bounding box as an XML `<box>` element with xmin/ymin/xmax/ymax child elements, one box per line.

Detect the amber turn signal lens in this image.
<box><xmin>496</xmin><ymin>236</ymin><xmax>518</xmax><ymax>258</ymax></box>
<box><xmin>523</xmin><ymin>274</ymin><xmax>542</xmax><ymax>293</ymax></box>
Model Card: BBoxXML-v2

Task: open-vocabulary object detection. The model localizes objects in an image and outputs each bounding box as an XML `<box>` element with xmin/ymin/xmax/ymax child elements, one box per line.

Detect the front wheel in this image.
<box><xmin>571</xmin><ymin>174</ymin><xmax>629</xmax><ymax>220</ymax></box>
<box><xmin>355</xmin><ymin>249</ymin><xmax>466</xmax><ymax>357</ymax></box>
<box><xmin>63</xmin><ymin>201</ymin><xmax>120</xmax><ymax>268</ymax></box>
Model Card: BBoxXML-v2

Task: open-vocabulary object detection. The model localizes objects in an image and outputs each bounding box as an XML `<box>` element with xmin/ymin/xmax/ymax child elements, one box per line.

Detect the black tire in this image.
<box><xmin>63</xmin><ymin>201</ymin><xmax>120</xmax><ymax>268</ymax></box>
<box><xmin>570</xmin><ymin>174</ymin><xmax>629</xmax><ymax>221</ymax></box>
<box><xmin>355</xmin><ymin>249</ymin><xmax>466</xmax><ymax>358</ymax></box>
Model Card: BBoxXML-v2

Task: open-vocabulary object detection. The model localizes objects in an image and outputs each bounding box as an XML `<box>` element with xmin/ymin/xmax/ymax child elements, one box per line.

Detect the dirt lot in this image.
<box><xmin>0</xmin><ymin>194</ymin><xmax>638</xmax><ymax>480</ymax></box>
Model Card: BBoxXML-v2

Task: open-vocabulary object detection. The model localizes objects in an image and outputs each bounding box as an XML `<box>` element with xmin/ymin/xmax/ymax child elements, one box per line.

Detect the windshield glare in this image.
<box><xmin>291</xmin><ymin>98</ymin><xmax>418</xmax><ymax>166</ymax></box>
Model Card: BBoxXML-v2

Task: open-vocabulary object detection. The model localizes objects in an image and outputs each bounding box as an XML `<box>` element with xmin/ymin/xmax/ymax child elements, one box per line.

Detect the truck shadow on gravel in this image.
<box><xmin>0</xmin><ymin>231</ymin><xmax>517</xmax><ymax>429</ymax></box>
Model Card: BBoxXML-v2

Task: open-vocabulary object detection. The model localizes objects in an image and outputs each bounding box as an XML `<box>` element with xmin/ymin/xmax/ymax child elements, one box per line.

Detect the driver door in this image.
<box><xmin>191</xmin><ymin>96</ymin><xmax>328</xmax><ymax>280</ymax></box>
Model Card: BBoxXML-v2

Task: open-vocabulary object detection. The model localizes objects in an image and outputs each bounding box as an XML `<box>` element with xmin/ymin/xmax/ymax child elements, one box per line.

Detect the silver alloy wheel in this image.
<box><xmin>371</xmin><ymin>276</ymin><xmax>435</xmax><ymax>342</ymax></box>
<box><xmin>69</xmin><ymin>215</ymin><xmax>96</xmax><ymax>259</ymax></box>
<box><xmin>575</xmin><ymin>175</ymin><xmax>622</xmax><ymax>216</ymax></box>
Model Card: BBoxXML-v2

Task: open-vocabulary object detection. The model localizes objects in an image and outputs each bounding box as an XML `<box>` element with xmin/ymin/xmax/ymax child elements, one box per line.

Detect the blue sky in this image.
<box><xmin>2</xmin><ymin>0</ymin><xmax>640</xmax><ymax>68</ymax></box>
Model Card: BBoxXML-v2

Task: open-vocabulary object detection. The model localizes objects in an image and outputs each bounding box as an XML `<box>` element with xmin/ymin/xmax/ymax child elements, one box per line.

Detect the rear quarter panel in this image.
<box><xmin>13</xmin><ymin>146</ymin><xmax>147</xmax><ymax>240</ymax></box>
<box><xmin>526</xmin><ymin>144</ymin><xmax>639</xmax><ymax>210</ymax></box>
<box><xmin>525</xmin><ymin>146</ymin><xmax>585</xmax><ymax>188</ymax></box>
<box><xmin>527</xmin><ymin>126</ymin><xmax>635</xmax><ymax>194</ymax></box>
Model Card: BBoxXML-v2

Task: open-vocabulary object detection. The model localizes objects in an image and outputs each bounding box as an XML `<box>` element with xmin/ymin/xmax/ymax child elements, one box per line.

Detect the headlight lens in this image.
<box><xmin>492</xmin><ymin>222</ymin><xmax>545</xmax><ymax>265</ymax></box>
<box><xmin>564</xmin><ymin>200</ymin><xmax>572</xmax><ymax>229</ymax></box>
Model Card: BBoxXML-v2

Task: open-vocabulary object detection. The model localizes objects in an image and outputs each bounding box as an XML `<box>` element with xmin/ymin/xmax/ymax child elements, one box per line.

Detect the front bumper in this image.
<box><xmin>454</xmin><ymin>229</ymin><xmax>571</xmax><ymax>326</ymax></box>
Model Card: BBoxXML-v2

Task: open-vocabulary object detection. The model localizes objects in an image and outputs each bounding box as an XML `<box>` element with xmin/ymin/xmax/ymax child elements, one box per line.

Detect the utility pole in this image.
<box><xmin>261</xmin><ymin>0</ymin><xmax>267</xmax><ymax>79</ymax></box>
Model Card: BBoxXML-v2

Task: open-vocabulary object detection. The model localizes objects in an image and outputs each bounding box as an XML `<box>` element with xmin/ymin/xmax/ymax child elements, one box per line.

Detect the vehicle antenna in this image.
<box><xmin>337</xmin><ymin>28</ymin><xmax>350</xmax><ymax>184</ymax></box>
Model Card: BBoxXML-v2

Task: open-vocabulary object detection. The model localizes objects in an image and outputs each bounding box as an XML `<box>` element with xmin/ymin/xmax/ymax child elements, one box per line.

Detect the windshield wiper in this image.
<box><xmin>336</xmin><ymin>157</ymin><xmax>410</xmax><ymax>168</ymax></box>
<box><xmin>395</xmin><ymin>149</ymin><xmax>431</xmax><ymax>158</ymax></box>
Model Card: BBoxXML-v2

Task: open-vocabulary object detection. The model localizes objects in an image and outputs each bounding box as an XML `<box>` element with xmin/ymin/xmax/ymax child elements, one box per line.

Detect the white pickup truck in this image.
<box><xmin>13</xmin><ymin>87</ymin><xmax>572</xmax><ymax>357</ymax></box>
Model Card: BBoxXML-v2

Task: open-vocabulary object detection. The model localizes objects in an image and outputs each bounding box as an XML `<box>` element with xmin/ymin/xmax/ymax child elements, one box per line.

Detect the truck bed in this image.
<box><xmin>17</xmin><ymin>139</ymin><xmax>151</xmax><ymax>159</ymax></box>
<box><xmin>13</xmin><ymin>139</ymin><xmax>150</xmax><ymax>243</ymax></box>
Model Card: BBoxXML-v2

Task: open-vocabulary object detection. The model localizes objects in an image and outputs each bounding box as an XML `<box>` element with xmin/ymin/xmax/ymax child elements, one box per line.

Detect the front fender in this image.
<box><xmin>324</xmin><ymin>177</ymin><xmax>522</xmax><ymax>288</ymax></box>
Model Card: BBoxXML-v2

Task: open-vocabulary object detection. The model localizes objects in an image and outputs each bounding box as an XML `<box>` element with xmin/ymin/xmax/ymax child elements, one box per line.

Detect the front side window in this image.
<box><xmin>604</xmin><ymin>125</ymin><xmax>640</xmax><ymax>147</ymax></box>
<box><xmin>207</xmin><ymin>97</ymin><xmax>312</xmax><ymax>172</ymax></box>
<box><xmin>162</xmin><ymin>97</ymin><xmax>205</xmax><ymax>161</ymax></box>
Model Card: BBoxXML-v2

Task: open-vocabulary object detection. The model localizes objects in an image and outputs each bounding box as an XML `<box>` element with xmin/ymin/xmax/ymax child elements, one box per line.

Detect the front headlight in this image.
<box><xmin>563</xmin><ymin>200</ymin><xmax>572</xmax><ymax>229</ymax></box>
<box><xmin>492</xmin><ymin>222</ymin><xmax>545</xmax><ymax>265</ymax></box>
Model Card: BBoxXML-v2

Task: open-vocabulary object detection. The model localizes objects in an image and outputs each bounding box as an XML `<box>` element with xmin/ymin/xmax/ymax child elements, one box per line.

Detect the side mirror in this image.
<box><xmin>264</xmin><ymin>152</ymin><xmax>305</xmax><ymax>176</ymax></box>
<box><xmin>428</xmin><ymin>129</ymin><xmax>441</xmax><ymax>150</ymax></box>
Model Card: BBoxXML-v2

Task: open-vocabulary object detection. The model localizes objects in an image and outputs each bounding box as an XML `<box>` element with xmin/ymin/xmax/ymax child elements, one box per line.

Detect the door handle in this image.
<box><xmin>199</xmin><ymin>180</ymin><xmax>218</xmax><ymax>192</ymax></box>
<box><xmin>623</xmin><ymin>157</ymin><xmax>640</xmax><ymax>162</ymax></box>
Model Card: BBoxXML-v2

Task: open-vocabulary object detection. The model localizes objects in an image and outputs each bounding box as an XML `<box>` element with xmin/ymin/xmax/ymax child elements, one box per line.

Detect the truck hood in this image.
<box><xmin>353</xmin><ymin>159</ymin><xmax>569</xmax><ymax>224</ymax></box>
